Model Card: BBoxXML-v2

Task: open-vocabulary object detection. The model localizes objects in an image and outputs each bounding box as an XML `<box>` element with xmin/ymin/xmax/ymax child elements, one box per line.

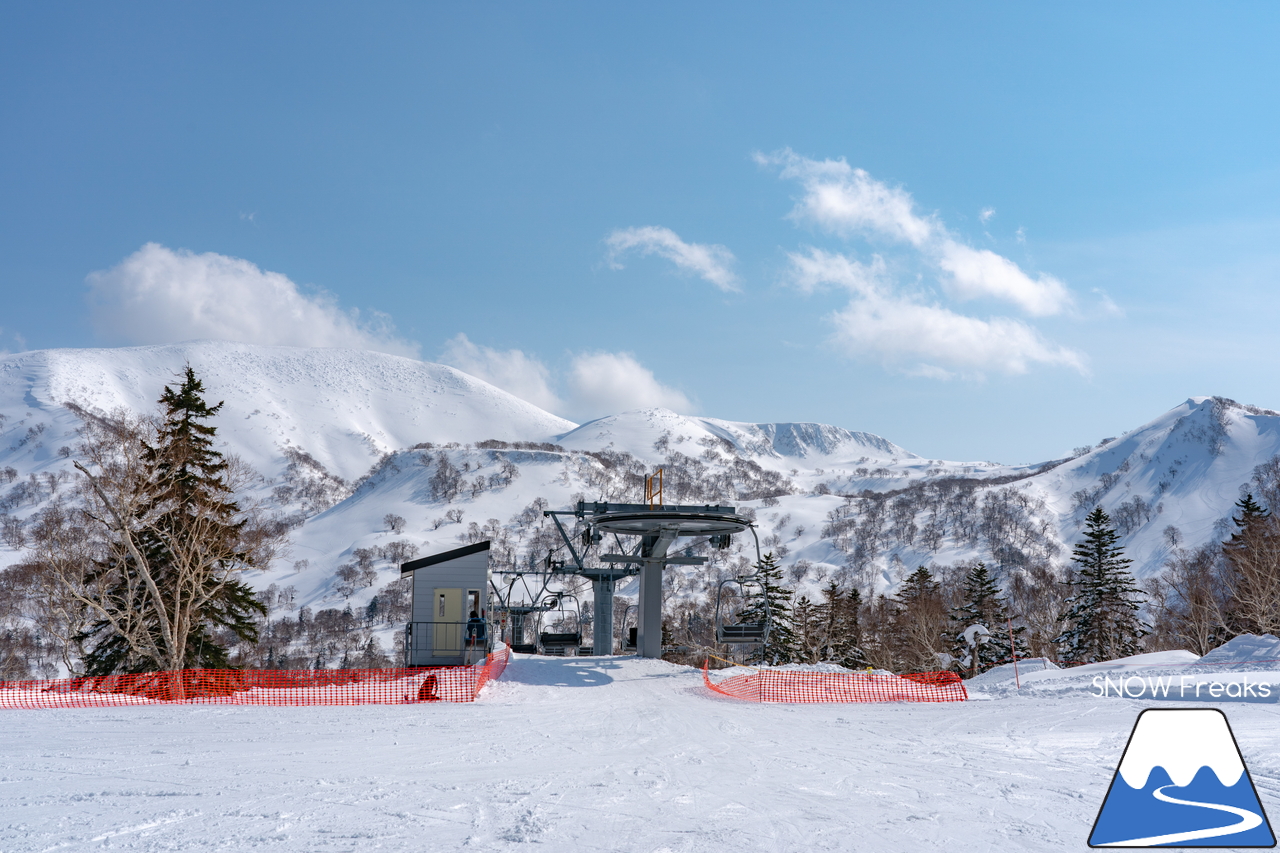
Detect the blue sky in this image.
<box><xmin>3</xmin><ymin>3</ymin><xmax>1280</xmax><ymax>463</ymax></box>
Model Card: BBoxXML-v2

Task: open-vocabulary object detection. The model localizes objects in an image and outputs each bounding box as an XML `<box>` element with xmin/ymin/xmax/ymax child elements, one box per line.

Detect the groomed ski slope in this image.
<box><xmin>6</xmin><ymin>654</ymin><xmax>1280</xmax><ymax>852</ymax></box>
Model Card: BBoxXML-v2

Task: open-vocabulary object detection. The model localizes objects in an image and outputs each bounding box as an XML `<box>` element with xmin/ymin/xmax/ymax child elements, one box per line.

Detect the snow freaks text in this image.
<box><xmin>1091</xmin><ymin>675</ymin><xmax>1272</xmax><ymax>700</ymax></box>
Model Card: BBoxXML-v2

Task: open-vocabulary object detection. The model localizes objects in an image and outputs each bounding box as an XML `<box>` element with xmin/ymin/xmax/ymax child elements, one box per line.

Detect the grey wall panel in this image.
<box><xmin>408</xmin><ymin>550</ymin><xmax>492</xmax><ymax>623</ymax></box>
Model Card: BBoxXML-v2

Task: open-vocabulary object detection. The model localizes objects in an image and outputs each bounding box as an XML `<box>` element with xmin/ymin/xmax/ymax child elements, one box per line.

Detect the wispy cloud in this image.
<box><xmin>758</xmin><ymin>148</ymin><xmax>1072</xmax><ymax>316</ymax></box>
<box><xmin>758</xmin><ymin>150</ymin><xmax>935</xmax><ymax>246</ymax></box>
<box><xmin>786</xmin><ymin>247</ymin><xmax>1084</xmax><ymax>377</ymax></box>
<box><xmin>440</xmin><ymin>338</ymin><xmax>691</xmax><ymax>420</ymax></box>
<box><xmin>87</xmin><ymin>244</ymin><xmax>418</xmax><ymax>357</ymax></box>
<box><xmin>1092</xmin><ymin>288</ymin><xmax>1126</xmax><ymax>319</ymax></box>
<box><xmin>754</xmin><ymin>149</ymin><xmax>1083</xmax><ymax>379</ymax></box>
<box><xmin>830</xmin><ymin>295</ymin><xmax>1084</xmax><ymax>378</ymax></box>
<box><xmin>936</xmin><ymin>241</ymin><xmax>1070</xmax><ymax>317</ymax></box>
<box><xmin>605</xmin><ymin>225</ymin><xmax>740</xmax><ymax>292</ymax></box>
<box><xmin>567</xmin><ymin>351</ymin><xmax>691</xmax><ymax>416</ymax></box>
<box><xmin>439</xmin><ymin>334</ymin><xmax>563</xmax><ymax>413</ymax></box>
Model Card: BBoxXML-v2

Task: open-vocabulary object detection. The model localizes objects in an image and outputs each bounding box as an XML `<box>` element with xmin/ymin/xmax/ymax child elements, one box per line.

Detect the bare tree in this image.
<box><xmin>27</xmin><ymin>375</ymin><xmax>288</xmax><ymax>678</ymax></box>
<box><xmin>1146</xmin><ymin>544</ymin><xmax>1230</xmax><ymax>655</ymax></box>
<box><xmin>1224</xmin><ymin>514</ymin><xmax>1280</xmax><ymax>636</ymax></box>
<box><xmin>1008</xmin><ymin>562</ymin><xmax>1072</xmax><ymax>659</ymax></box>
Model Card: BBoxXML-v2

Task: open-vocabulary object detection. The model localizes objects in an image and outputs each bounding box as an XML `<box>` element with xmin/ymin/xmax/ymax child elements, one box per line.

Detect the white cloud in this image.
<box><xmin>786</xmin><ymin>247</ymin><xmax>882</xmax><ymax>296</ymax></box>
<box><xmin>439</xmin><ymin>334</ymin><xmax>563</xmax><ymax>413</ymax></box>
<box><xmin>440</xmin><ymin>337</ymin><xmax>690</xmax><ymax>419</ymax></box>
<box><xmin>605</xmin><ymin>226</ymin><xmax>740</xmax><ymax>292</ymax></box>
<box><xmin>756</xmin><ymin>149</ymin><xmax>936</xmax><ymax>246</ymax></box>
<box><xmin>830</xmin><ymin>295</ymin><xmax>1084</xmax><ymax>377</ymax></box>
<box><xmin>979</xmin><ymin>207</ymin><xmax>995</xmax><ymax>224</ymax></box>
<box><xmin>87</xmin><ymin>243</ymin><xmax>418</xmax><ymax>357</ymax></box>
<box><xmin>937</xmin><ymin>240</ymin><xmax>1071</xmax><ymax>316</ymax></box>
<box><xmin>759</xmin><ymin>149</ymin><xmax>1073</xmax><ymax>316</ymax></box>
<box><xmin>787</xmin><ymin>248</ymin><xmax>1085</xmax><ymax>378</ymax></box>
<box><xmin>568</xmin><ymin>351</ymin><xmax>692</xmax><ymax>416</ymax></box>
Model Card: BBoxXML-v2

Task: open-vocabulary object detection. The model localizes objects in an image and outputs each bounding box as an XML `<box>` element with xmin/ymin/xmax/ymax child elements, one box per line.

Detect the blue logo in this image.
<box><xmin>1090</xmin><ymin>708</ymin><xmax>1275</xmax><ymax>847</ymax></box>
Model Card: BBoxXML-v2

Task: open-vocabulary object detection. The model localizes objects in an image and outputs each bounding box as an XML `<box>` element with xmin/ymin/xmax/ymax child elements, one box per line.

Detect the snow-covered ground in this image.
<box><xmin>6</xmin><ymin>653</ymin><xmax>1280</xmax><ymax>852</ymax></box>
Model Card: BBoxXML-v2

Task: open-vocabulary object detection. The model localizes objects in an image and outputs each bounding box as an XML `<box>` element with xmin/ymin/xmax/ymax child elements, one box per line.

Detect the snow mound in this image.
<box><xmin>965</xmin><ymin>658</ymin><xmax>1059</xmax><ymax>687</ymax></box>
<box><xmin>1197</xmin><ymin>634</ymin><xmax>1280</xmax><ymax>666</ymax></box>
<box><xmin>712</xmin><ymin>662</ymin><xmax>868</xmax><ymax>678</ymax></box>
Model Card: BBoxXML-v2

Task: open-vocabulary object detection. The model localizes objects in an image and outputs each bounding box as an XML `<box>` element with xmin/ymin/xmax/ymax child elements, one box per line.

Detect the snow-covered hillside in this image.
<box><xmin>2</xmin><ymin>342</ymin><xmax>1279</xmax><ymax>629</ymax></box>
<box><xmin>0</xmin><ymin>342</ymin><xmax>574</xmax><ymax>484</ymax></box>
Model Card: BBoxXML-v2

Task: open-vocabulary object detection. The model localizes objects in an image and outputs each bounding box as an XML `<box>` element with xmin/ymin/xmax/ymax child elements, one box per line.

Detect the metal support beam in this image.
<box><xmin>600</xmin><ymin>553</ymin><xmax>707</xmax><ymax>566</ymax></box>
<box><xmin>638</xmin><ymin>528</ymin><xmax>677</xmax><ymax>659</ymax></box>
<box><xmin>591</xmin><ymin>574</ymin><xmax>614</xmax><ymax>654</ymax></box>
<box><xmin>578</xmin><ymin>566</ymin><xmax>636</xmax><ymax>657</ymax></box>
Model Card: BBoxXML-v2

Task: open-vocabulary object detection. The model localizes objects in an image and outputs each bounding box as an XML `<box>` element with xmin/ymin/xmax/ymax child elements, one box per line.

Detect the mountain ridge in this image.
<box><xmin>1</xmin><ymin>342</ymin><xmax>1277</xmax><ymax>621</ymax></box>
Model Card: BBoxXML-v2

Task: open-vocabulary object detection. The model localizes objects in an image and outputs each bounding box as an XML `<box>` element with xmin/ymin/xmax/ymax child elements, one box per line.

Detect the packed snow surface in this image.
<box><xmin>6</xmin><ymin>654</ymin><xmax>1280</xmax><ymax>852</ymax></box>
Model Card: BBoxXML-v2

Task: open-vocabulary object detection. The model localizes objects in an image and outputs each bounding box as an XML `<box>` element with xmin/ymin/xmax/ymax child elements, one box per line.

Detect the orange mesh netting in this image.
<box><xmin>0</xmin><ymin>646</ymin><xmax>510</xmax><ymax>710</ymax></box>
<box><xmin>703</xmin><ymin>661</ymin><xmax>967</xmax><ymax>703</ymax></box>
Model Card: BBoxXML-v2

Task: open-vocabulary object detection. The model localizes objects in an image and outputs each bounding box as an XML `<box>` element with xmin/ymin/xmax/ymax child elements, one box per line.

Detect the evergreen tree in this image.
<box><xmin>818</xmin><ymin>580</ymin><xmax>868</xmax><ymax>669</ymax></box>
<box><xmin>78</xmin><ymin>367</ymin><xmax>269</xmax><ymax>674</ymax></box>
<box><xmin>946</xmin><ymin>562</ymin><xmax>1027</xmax><ymax>676</ymax></box>
<box><xmin>1232</xmin><ymin>494</ymin><xmax>1269</xmax><ymax>530</ymax></box>
<box><xmin>793</xmin><ymin>595</ymin><xmax>821</xmax><ymax>662</ymax></box>
<box><xmin>1056</xmin><ymin>507</ymin><xmax>1148</xmax><ymax>663</ymax></box>
<box><xmin>740</xmin><ymin>552</ymin><xmax>796</xmax><ymax>665</ymax></box>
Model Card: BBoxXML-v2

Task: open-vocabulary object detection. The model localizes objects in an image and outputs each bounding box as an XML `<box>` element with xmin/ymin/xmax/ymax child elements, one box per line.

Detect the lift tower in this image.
<box><xmin>546</xmin><ymin>492</ymin><xmax>751</xmax><ymax>659</ymax></box>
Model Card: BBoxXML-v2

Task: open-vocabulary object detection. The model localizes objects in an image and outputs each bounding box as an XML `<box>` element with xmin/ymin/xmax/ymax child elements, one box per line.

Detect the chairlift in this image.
<box><xmin>538</xmin><ymin>594</ymin><xmax>582</xmax><ymax>656</ymax></box>
<box><xmin>714</xmin><ymin>575</ymin><xmax>770</xmax><ymax>645</ymax></box>
<box><xmin>614</xmin><ymin>603</ymin><xmax>638</xmax><ymax>652</ymax></box>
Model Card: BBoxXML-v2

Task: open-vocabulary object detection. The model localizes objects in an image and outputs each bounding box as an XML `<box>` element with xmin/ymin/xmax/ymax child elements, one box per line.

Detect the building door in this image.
<box><xmin>433</xmin><ymin>588</ymin><xmax>463</xmax><ymax>653</ymax></box>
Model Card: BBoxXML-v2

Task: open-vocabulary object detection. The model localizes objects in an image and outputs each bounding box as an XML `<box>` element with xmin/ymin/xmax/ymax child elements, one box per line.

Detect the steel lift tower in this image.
<box><xmin>546</xmin><ymin>473</ymin><xmax>752</xmax><ymax>659</ymax></box>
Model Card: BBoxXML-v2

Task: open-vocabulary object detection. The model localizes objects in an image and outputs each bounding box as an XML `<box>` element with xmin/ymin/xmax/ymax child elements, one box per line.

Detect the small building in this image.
<box><xmin>401</xmin><ymin>541</ymin><xmax>492</xmax><ymax>667</ymax></box>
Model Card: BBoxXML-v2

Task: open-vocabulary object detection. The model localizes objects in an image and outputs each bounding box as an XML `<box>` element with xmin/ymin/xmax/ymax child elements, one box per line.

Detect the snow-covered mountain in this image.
<box><xmin>2</xmin><ymin>342</ymin><xmax>1278</xmax><ymax>623</ymax></box>
<box><xmin>557</xmin><ymin>408</ymin><xmax>914</xmax><ymax>466</ymax></box>
<box><xmin>0</xmin><ymin>342</ymin><xmax>574</xmax><ymax>482</ymax></box>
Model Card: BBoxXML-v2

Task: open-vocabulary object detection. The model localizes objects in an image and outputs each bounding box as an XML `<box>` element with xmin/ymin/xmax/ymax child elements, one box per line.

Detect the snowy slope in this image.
<box><xmin>1022</xmin><ymin>396</ymin><xmax>1280</xmax><ymax>576</ymax></box>
<box><xmin>0</xmin><ymin>341</ymin><xmax>575</xmax><ymax>484</ymax></box>
<box><xmin>6</xmin><ymin>653</ymin><xmax>1280</xmax><ymax>852</ymax></box>
<box><xmin>2</xmin><ymin>342</ymin><xmax>1280</xmax><ymax>618</ymax></box>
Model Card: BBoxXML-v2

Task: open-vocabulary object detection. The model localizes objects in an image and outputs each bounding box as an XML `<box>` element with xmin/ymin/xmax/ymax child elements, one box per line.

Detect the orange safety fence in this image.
<box><xmin>0</xmin><ymin>645</ymin><xmax>510</xmax><ymax>710</ymax></box>
<box><xmin>703</xmin><ymin>661</ymin><xmax>967</xmax><ymax>703</ymax></box>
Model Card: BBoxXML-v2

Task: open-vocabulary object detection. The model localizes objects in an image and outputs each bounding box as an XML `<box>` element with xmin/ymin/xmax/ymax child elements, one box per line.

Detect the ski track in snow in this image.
<box><xmin>6</xmin><ymin>655</ymin><xmax>1280</xmax><ymax>852</ymax></box>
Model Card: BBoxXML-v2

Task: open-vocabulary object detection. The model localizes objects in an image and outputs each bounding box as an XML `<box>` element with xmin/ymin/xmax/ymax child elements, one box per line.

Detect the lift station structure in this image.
<box><xmin>546</xmin><ymin>476</ymin><xmax>753</xmax><ymax>659</ymax></box>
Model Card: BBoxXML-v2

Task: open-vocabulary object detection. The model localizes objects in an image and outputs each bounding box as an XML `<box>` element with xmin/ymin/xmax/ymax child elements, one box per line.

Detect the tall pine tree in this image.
<box><xmin>740</xmin><ymin>552</ymin><xmax>797</xmax><ymax>665</ymax></box>
<box><xmin>78</xmin><ymin>367</ymin><xmax>268</xmax><ymax>674</ymax></box>
<box><xmin>1056</xmin><ymin>507</ymin><xmax>1147</xmax><ymax>663</ymax></box>
<box><xmin>818</xmin><ymin>580</ymin><xmax>868</xmax><ymax>668</ymax></box>
<box><xmin>946</xmin><ymin>562</ymin><xmax>1027</xmax><ymax>676</ymax></box>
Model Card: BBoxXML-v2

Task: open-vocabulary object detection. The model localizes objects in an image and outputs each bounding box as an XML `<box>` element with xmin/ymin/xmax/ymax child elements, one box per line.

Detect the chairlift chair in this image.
<box><xmin>619</xmin><ymin>604</ymin><xmax>638</xmax><ymax>652</ymax></box>
<box><xmin>538</xmin><ymin>594</ymin><xmax>582</xmax><ymax>656</ymax></box>
<box><xmin>714</xmin><ymin>575</ymin><xmax>770</xmax><ymax>645</ymax></box>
